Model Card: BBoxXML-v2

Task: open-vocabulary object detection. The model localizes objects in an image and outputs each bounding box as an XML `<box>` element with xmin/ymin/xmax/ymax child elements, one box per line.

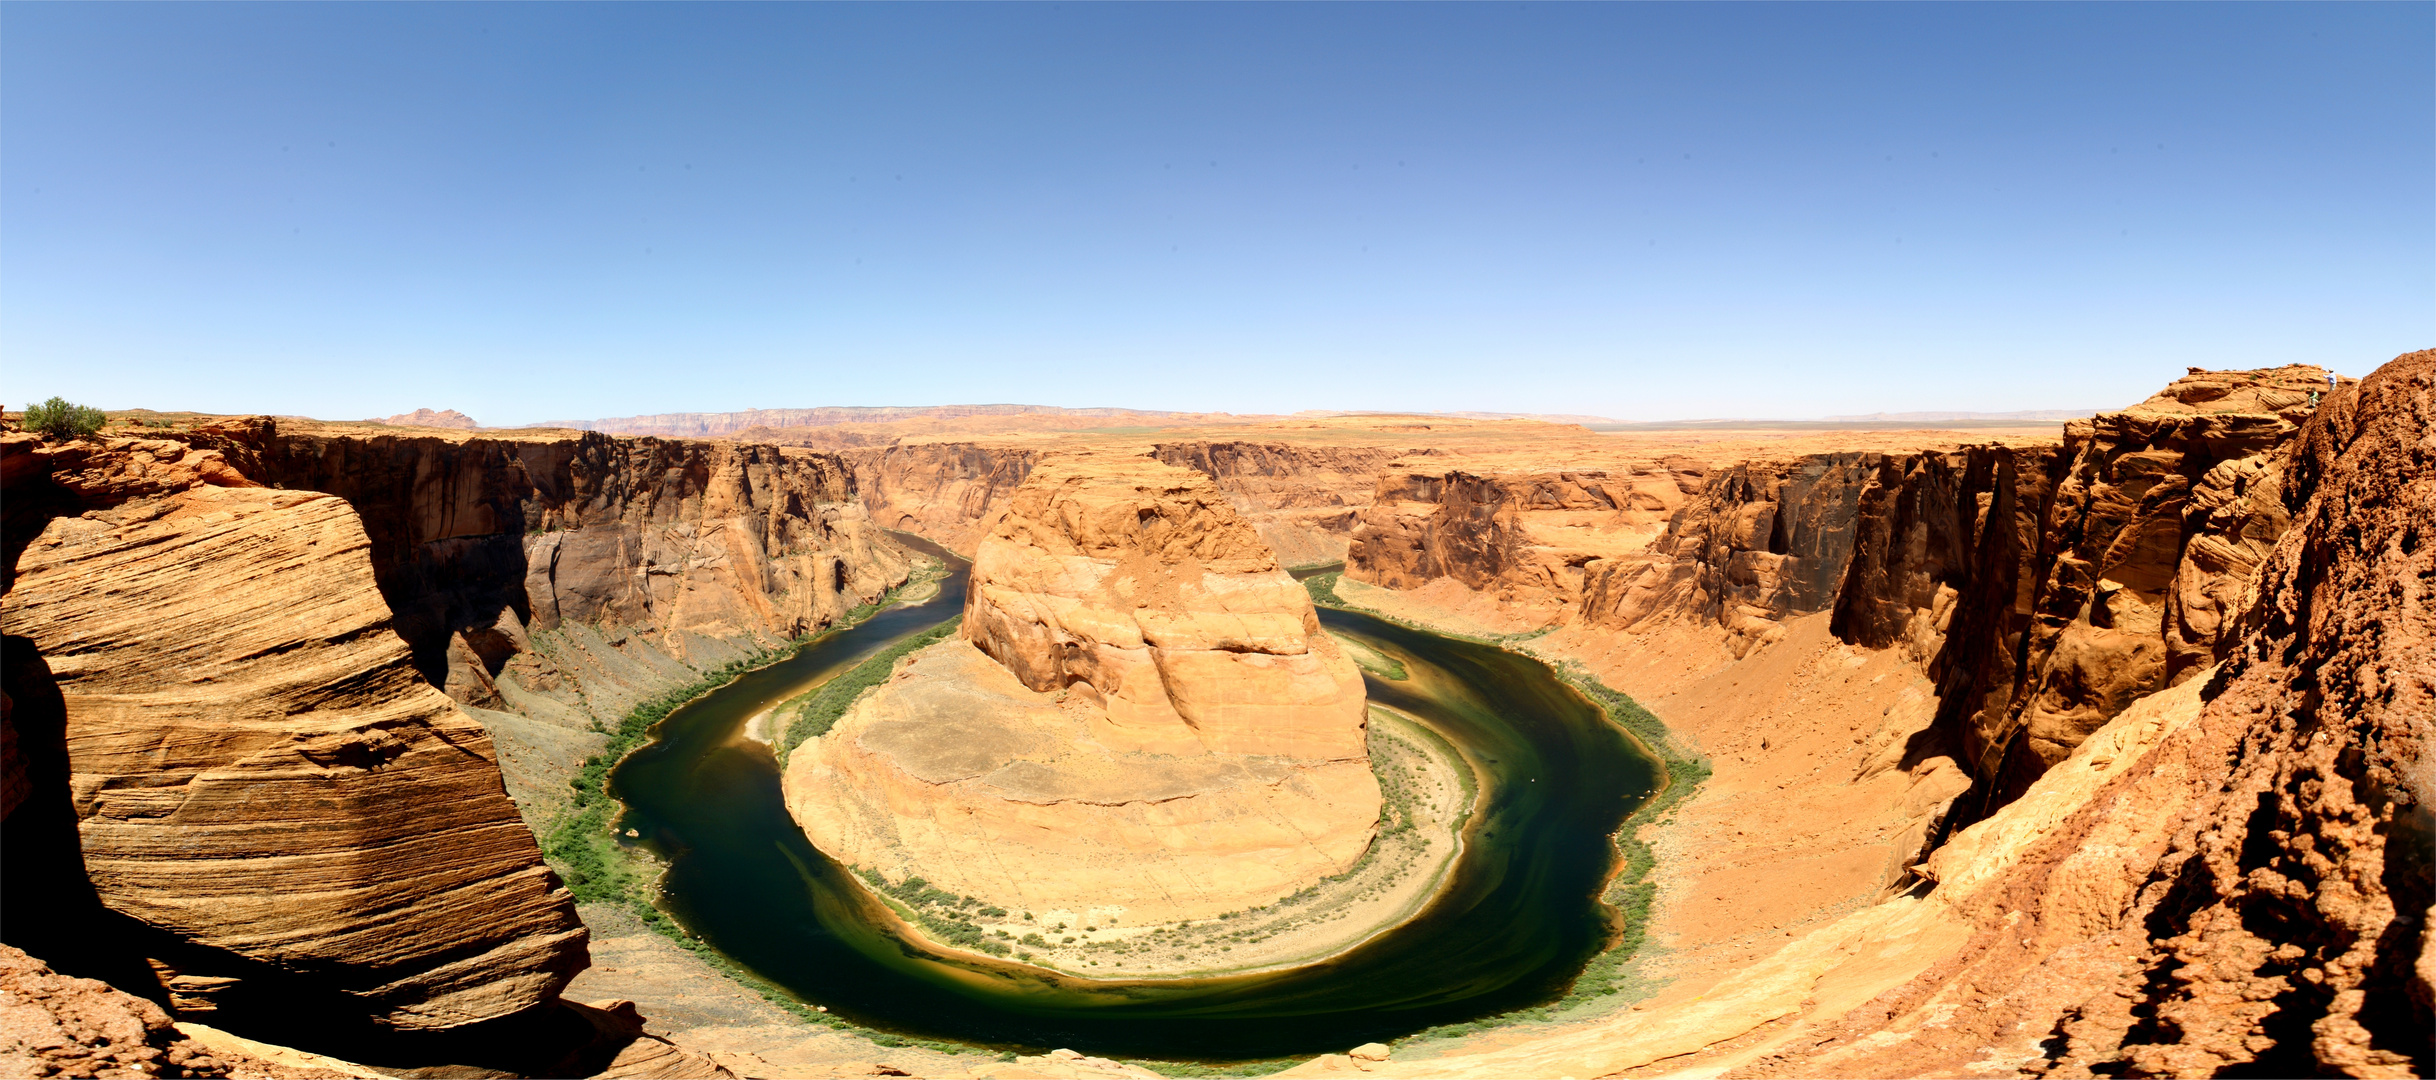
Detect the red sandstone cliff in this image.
<box><xmin>1150</xmin><ymin>441</ymin><xmax>1414</xmax><ymax>567</ymax></box>
<box><xmin>1347</xmin><ymin>464</ymin><xmax>1699</xmax><ymax>614</ymax></box>
<box><xmin>0</xmin><ymin>421</ymin><xmax>895</xmax><ymax>1073</ymax></box>
<box><xmin>1401</xmin><ymin>367</ymin><xmax>2344</xmax><ymax>821</ymax></box>
<box><xmin>1281</xmin><ymin>353</ymin><xmax>2428</xmax><ymax>1080</ymax></box>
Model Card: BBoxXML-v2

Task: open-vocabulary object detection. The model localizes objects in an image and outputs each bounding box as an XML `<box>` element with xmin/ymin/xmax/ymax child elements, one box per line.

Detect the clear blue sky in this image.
<box><xmin>4</xmin><ymin>3</ymin><xmax>2429</xmax><ymax>424</ymax></box>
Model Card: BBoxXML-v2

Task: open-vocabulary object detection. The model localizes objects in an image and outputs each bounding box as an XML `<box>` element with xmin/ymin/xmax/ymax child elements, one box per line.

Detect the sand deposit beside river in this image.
<box><xmin>850</xmin><ymin>700</ymin><xmax>1476</xmax><ymax>979</ymax></box>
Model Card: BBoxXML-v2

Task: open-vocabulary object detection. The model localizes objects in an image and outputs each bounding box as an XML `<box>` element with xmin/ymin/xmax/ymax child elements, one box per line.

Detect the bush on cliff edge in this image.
<box><xmin>21</xmin><ymin>397</ymin><xmax>107</xmax><ymax>440</ymax></box>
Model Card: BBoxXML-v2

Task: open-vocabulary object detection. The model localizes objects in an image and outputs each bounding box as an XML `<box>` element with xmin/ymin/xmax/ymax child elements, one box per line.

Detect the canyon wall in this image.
<box><xmin>1</xmin><ymin>421</ymin><xmax>905</xmax><ymax>1070</ymax></box>
<box><xmin>787</xmin><ymin>457</ymin><xmax>1379</xmax><ymax>924</ymax></box>
<box><xmin>1346</xmin><ymin>463</ymin><xmax>1701</xmax><ymax>613</ymax></box>
<box><xmin>849</xmin><ymin>442</ymin><xmax>1040</xmax><ymax>554</ymax></box>
<box><xmin>154</xmin><ymin>421</ymin><xmax>915</xmax><ymax>820</ymax></box>
<box><xmin>1150</xmin><ymin>441</ymin><xmax>1413</xmax><ymax>568</ymax></box>
<box><xmin>853</xmin><ymin>438</ymin><xmax>1422</xmax><ymax>569</ymax></box>
<box><xmin>1766</xmin><ymin>348</ymin><xmax>2432</xmax><ymax>1079</ymax></box>
<box><xmin>1285</xmin><ymin>351</ymin><xmax>2427</xmax><ymax>1080</ymax></box>
<box><xmin>1</xmin><ymin>434</ymin><xmax>588</xmax><ymax>1036</ymax></box>
<box><xmin>1360</xmin><ymin>367</ymin><xmax>2338</xmax><ymax>817</ymax></box>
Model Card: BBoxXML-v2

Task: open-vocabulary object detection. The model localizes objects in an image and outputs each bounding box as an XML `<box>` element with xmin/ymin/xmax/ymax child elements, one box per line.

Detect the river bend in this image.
<box><xmin>607</xmin><ymin>536</ymin><xmax>1659</xmax><ymax>1061</ymax></box>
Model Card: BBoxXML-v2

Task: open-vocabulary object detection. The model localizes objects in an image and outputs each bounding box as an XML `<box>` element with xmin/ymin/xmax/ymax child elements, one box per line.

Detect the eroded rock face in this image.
<box><xmin>0</xmin><ymin>944</ymin><xmax>287</xmax><ymax>1079</ymax></box>
<box><xmin>1151</xmin><ymin>442</ymin><xmax>1412</xmax><ymax>568</ymax></box>
<box><xmin>1570</xmin><ymin>367</ymin><xmax>2340</xmax><ymax>814</ymax></box>
<box><xmin>963</xmin><ymin>458</ymin><xmax>1369</xmax><ymax>758</ymax></box>
<box><xmin>1</xmin><ymin>478</ymin><xmax>586</xmax><ymax>1031</ymax></box>
<box><xmin>179</xmin><ymin>423</ymin><xmax>909</xmax><ymax>685</ymax></box>
<box><xmin>1348</xmin><ymin>465</ymin><xmax>1697</xmax><ymax>613</ymax></box>
<box><xmin>848</xmin><ymin>442</ymin><xmax>1039</xmax><ymax>555</ymax></box>
<box><xmin>1755</xmin><ymin>350</ymin><xmax>2433</xmax><ymax>1079</ymax></box>
<box><xmin>788</xmin><ymin>457</ymin><xmax>1378</xmax><ymax>923</ymax></box>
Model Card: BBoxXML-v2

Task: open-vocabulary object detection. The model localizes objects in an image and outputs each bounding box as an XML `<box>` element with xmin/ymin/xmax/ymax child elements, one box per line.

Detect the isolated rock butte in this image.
<box><xmin>786</xmin><ymin>457</ymin><xmax>1379</xmax><ymax>924</ymax></box>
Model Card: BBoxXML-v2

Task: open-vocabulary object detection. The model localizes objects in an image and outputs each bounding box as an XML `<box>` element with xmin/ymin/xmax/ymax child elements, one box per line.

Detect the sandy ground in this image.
<box><xmin>856</xmin><ymin>701</ymin><xmax>1476</xmax><ymax>978</ymax></box>
<box><xmin>1301</xmin><ymin>580</ymin><xmax>1980</xmax><ymax>1070</ymax></box>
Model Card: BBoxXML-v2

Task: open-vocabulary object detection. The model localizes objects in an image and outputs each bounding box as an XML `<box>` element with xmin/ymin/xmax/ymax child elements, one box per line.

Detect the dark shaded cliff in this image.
<box><xmin>1353</xmin><ymin>367</ymin><xmax>2344</xmax><ymax>828</ymax></box>
<box><xmin>1152</xmin><ymin>441</ymin><xmax>1413</xmax><ymax>567</ymax></box>
<box><xmin>0</xmin><ymin>421</ymin><xmax>896</xmax><ymax>1072</ymax></box>
<box><xmin>1765</xmin><ymin>349</ymin><xmax>2433</xmax><ymax>1079</ymax></box>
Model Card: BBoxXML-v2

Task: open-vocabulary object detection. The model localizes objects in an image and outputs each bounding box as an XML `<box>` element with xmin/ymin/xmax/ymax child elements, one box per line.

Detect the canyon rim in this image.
<box><xmin>0</xmin><ymin>353</ymin><xmax>2423</xmax><ymax>1079</ymax></box>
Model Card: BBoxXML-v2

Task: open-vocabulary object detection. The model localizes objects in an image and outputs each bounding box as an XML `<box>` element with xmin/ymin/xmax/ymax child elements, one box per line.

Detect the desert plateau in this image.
<box><xmin>1</xmin><ymin>351</ymin><xmax>2428</xmax><ymax>1080</ymax></box>
<box><xmin>8</xmin><ymin>6</ymin><xmax>2430</xmax><ymax>1078</ymax></box>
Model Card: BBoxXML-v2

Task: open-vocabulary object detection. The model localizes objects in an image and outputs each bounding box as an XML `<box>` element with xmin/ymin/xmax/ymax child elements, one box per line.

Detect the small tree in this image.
<box><xmin>21</xmin><ymin>397</ymin><xmax>108</xmax><ymax>440</ymax></box>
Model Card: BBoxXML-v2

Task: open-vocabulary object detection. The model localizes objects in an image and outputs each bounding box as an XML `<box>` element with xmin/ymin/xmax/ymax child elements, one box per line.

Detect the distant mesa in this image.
<box><xmin>380</xmin><ymin>408</ymin><xmax>481</xmax><ymax>430</ymax></box>
<box><xmin>534</xmin><ymin>404</ymin><xmax>1211</xmax><ymax>439</ymax></box>
<box><xmin>1819</xmin><ymin>408</ymin><xmax>2098</xmax><ymax>422</ymax></box>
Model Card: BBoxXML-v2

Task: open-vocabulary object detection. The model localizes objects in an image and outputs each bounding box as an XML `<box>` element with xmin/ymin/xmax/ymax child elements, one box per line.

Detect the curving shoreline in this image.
<box><xmin>836</xmin><ymin>698</ymin><xmax>1483</xmax><ymax>981</ymax></box>
<box><xmin>609</xmin><ymin>546</ymin><xmax>1661</xmax><ymax>1061</ymax></box>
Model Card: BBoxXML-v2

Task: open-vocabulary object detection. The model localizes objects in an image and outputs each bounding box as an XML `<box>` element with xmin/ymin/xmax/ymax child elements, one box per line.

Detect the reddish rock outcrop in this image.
<box><xmin>787</xmin><ymin>457</ymin><xmax>1378</xmax><ymax>924</ymax></box>
<box><xmin>848</xmin><ymin>442</ymin><xmax>1039</xmax><ymax>554</ymax></box>
<box><xmin>1278</xmin><ymin>352</ymin><xmax>2428</xmax><ymax>1080</ymax></box>
<box><xmin>1750</xmin><ymin>350</ymin><xmax>2433</xmax><ymax>1080</ymax></box>
<box><xmin>1</xmin><ymin>422</ymin><xmax>910</xmax><ymax>1066</ymax></box>
<box><xmin>2</xmin><ymin>470</ymin><xmax>587</xmax><ymax>1031</ymax></box>
<box><xmin>0</xmin><ymin>944</ymin><xmax>305</xmax><ymax>1079</ymax></box>
<box><xmin>1570</xmin><ymin>367</ymin><xmax>2342</xmax><ymax>815</ymax></box>
<box><xmin>1150</xmin><ymin>442</ymin><xmax>1412</xmax><ymax>568</ymax></box>
<box><xmin>1348</xmin><ymin>465</ymin><xmax>1697</xmax><ymax>612</ymax></box>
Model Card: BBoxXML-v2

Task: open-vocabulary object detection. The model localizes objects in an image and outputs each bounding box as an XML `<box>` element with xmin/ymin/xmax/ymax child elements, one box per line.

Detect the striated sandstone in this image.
<box><xmin>788</xmin><ymin>458</ymin><xmax>1377</xmax><ymax>924</ymax></box>
<box><xmin>849</xmin><ymin>442</ymin><xmax>1040</xmax><ymax>554</ymax></box>
<box><xmin>1348</xmin><ymin>466</ymin><xmax>1695</xmax><ymax>617</ymax></box>
<box><xmin>0</xmin><ymin>475</ymin><xmax>587</xmax><ymax>1031</ymax></box>
<box><xmin>1561</xmin><ymin>367</ymin><xmax>2339</xmax><ymax>817</ymax></box>
<box><xmin>139</xmin><ymin>421</ymin><xmax>914</xmax><ymax>823</ymax></box>
<box><xmin>1740</xmin><ymin>350</ymin><xmax>2433</xmax><ymax>1079</ymax></box>
<box><xmin>962</xmin><ymin>459</ymin><xmax>1369</xmax><ymax>759</ymax></box>
<box><xmin>1150</xmin><ymin>441</ymin><xmax>1413</xmax><ymax>568</ymax></box>
<box><xmin>1276</xmin><ymin>351</ymin><xmax>2429</xmax><ymax>1080</ymax></box>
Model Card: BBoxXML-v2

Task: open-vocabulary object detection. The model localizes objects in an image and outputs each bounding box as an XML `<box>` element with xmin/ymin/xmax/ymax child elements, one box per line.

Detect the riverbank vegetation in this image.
<box><xmin>533</xmin><ymin>564</ymin><xmax>948</xmax><ymax>1039</ymax></box>
<box><xmin>1303</xmin><ymin>568</ymin><xmax>1716</xmax><ymax>1042</ymax></box>
<box><xmin>771</xmin><ymin>615</ymin><xmax>962</xmax><ymax>768</ymax></box>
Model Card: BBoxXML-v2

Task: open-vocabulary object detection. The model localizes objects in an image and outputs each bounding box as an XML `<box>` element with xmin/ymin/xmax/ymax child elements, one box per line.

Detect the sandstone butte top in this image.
<box><xmin>784</xmin><ymin>456</ymin><xmax>1379</xmax><ymax>925</ymax></box>
<box><xmin>962</xmin><ymin>456</ymin><xmax>1366</xmax><ymax>759</ymax></box>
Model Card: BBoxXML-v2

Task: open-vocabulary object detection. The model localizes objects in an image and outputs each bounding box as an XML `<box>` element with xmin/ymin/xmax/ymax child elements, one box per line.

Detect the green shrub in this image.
<box><xmin>22</xmin><ymin>396</ymin><xmax>106</xmax><ymax>440</ymax></box>
<box><xmin>772</xmin><ymin>616</ymin><xmax>962</xmax><ymax>766</ymax></box>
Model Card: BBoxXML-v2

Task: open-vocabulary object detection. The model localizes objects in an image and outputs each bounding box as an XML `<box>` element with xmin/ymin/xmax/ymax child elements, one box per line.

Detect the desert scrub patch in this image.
<box><xmin>858</xmin><ymin>869</ymin><xmax>1016</xmax><ymax>957</ymax></box>
<box><xmin>535</xmin><ymin>569</ymin><xmax>945</xmax><ymax>1037</ymax></box>
<box><xmin>21</xmin><ymin>396</ymin><xmax>107</xmax><ymax>440</ymax></box>
<box><xmin>771</xmin><ymin>615</ymin><xmax>963</xmax><ymax>767</ymax></box>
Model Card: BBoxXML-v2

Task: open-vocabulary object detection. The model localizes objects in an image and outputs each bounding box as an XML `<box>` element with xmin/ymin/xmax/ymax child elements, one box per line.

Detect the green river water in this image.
<box><xmin>607</xmin><ymin>536</ymin><xmax>1661</xmax><ymax>1062</ymax></box>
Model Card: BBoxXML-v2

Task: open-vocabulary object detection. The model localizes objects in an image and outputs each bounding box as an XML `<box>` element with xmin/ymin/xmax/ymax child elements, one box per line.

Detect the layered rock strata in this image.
<box><xmin>1277</xmin><ymin>351</ymin><xmax>2429</xmax><ymax>1080</ymax></box>
<box><xmin>138</xmin><ymin>421</ymin><xmax>914</xmax><ymax>821</ymax></box>
<box><xmin>1150</xmin><ymin>441</ymin><xmax>1412</xmax><ymax>568</ymax></box>
<box><xmin>1755</xmin><ymin>348</ymin><xmax>2434</xmax><ymax>1079</ymax></box>
<box><xmin>1</xmin><ymin>445</ymin><xmax>587</xmax><ymax>1032</ymax></box>
<box><xmin>1347</xmin><ymin>465</ymin><xmax>1699</xmax><ymax>613</ymax></box>
<box><xmin>1564</xmin><ymin>366</ymin><xmax>2340</xmax><ymax>812</ymax></box>
<box><xmin>786</xmin><ymin>458</ymin><xmax>1378</xmax><ymax>924</ymax></box>
<box><xmin>848</xmin><ymin>442</ymin><xmax>1039</xmax><ymax>554</ymax></box>
<box><xmin>1</xmin><ymin>421</ymin><xmax>912</xmax><ymax>1065</ymax></box>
